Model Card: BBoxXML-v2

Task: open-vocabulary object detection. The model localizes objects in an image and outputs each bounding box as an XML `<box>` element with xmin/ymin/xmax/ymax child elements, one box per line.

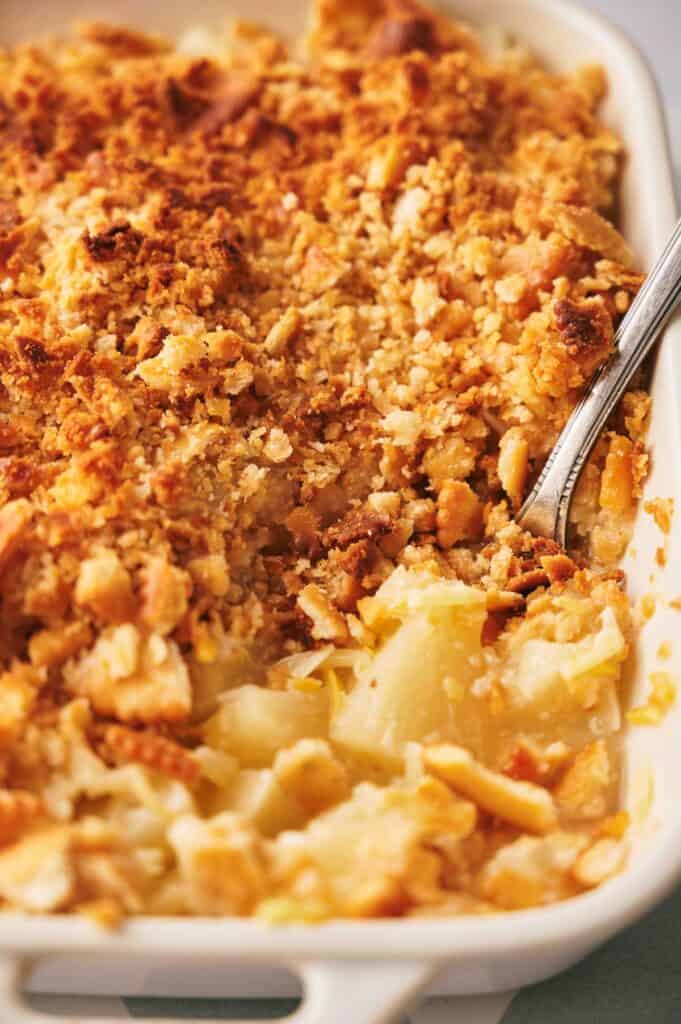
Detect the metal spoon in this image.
<box><xmin>517</xmin><ymin>217</ymin><xmax>681</xmax><ymax>547</ymax></box>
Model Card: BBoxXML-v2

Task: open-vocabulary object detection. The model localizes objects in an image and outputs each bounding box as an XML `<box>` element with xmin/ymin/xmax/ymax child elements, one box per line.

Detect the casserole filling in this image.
<box><xmin>0</xmin><ymin>0</ymin><xmax>657</xmax><ymax>920</ymax></box>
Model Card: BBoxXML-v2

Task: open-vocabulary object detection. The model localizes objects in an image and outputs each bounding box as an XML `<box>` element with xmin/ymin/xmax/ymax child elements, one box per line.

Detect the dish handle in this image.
<box><xmin>0</xmin><ymin>955</ymin><xmax>435</xmax><ymax>1024</ymax></box>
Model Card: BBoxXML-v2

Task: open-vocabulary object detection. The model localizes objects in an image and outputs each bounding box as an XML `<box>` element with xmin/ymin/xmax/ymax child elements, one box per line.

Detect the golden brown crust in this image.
<box><xmin>0</xmin><ymin>789</ymin><xmax>44</xmax><ymax>847</ymax></box>
<box><xmin>0</xmin><ymin>7</ymin><xmax>642</xmax><ymax>672</ymax></box>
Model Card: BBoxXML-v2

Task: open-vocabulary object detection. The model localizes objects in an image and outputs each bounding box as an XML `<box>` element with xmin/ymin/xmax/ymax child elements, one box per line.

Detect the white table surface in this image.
<box><xmin>27</xmin><ymin>1</ymin><xmax>681</xmax><ymax>1021</ymax></box>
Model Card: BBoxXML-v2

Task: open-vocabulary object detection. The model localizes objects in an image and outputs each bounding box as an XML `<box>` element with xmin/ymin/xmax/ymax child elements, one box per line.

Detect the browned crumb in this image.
<box><xmin>627</xmin><ymin>672</ymin><xmax>676</xmax><ymax>726</ymax></box>
<box><xmin>599</xmin><ymin>435</ymin><xmax>635</xmax><ymax>514</ymax></box>
<box><xmin>76</xmin><ymin>898</ymin><xmax>125</xmax><ymax>930</ymax></box>
<box><xmin>0</xmin><ymin>789</ymin><xmax>44</xmax><ymax>847</ymax></box>
<box><xmin>99</xmin><ymin>725</ymin><xmax>200</xmax><ymax>786</ymax></box>
<box><xmin>540</xmin><ymin>554</ymin><xmax>577</xmax><ymax>584</ymax></box>
<box><xmin>644</xmin><ymin>498</ymin><xmax>674</xmax><ymax>534</ymax></box>
<box><xmin>506</xmin><ymin>570</ymin><xmax>550</xmax><ymax>595</ymax></box>
<box><xmin>598</xmin><ymin>811</ymin><xmax>630</xmax><ymax>840</ymax></box>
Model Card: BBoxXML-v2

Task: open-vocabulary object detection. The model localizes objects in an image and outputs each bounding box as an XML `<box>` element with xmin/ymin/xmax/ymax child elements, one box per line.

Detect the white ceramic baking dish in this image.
<box><xmin>0</xmin><ymin>0</ymin><xmax>679</xmax><ymax>1021</ymax></box>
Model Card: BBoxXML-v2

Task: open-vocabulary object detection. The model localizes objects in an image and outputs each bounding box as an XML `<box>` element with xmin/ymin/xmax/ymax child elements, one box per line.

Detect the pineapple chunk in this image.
<box><xmin>490</xmin><ymin>606</ymin><xmax>626</xmax><ymax>756</ymax></box>
<box><xmin>189</xmin><ymin>638</ymin><xmax>263</xmax><ymax>722</ymax></box>
<box><xmin>331</xmin><ymin>571</ymin><xmax>487</xmax><ymax>767</ymax></box>
<box><xmin>504</xmin><ymin>607</ymin><xmax>626</xmax><ymax>707</ymax></box>
<box><xmin>204</xmin><ymin>685</ymin><xmax>329</xmax><ymax>768</ymax></box>
<box><xmin>205</xmin><ymin>741</ymin><xmax>348</xmax><ymax>837</ymax></box>
<box><xmin>441</xmin><ymin>597</ymin><xmax>630</xmax><ymax>769</ymax></box>
<box><xmin>219</xmin><ymin>769</ymin><xmax>307</xmax><ymax>836</ymax></box>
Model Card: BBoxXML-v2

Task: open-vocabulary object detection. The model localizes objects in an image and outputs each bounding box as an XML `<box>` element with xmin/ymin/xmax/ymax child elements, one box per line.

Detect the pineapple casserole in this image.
<box><xmin>0</xmin><ymin>0</ymin><xmax>655</xmax><ymax>920</ymax></box>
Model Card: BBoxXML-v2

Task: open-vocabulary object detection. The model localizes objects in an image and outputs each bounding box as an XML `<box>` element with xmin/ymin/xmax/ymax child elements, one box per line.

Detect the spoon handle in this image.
<box><xmin>518</xmin><ymin>216</ymin><xmax>681</xmax><ymax>546</ymax></box>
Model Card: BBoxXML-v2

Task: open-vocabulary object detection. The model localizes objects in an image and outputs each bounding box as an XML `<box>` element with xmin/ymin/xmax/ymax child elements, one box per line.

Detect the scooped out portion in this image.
<box><xmin>0</xmin><ymin>0</ymin><xmax>651</xmax><ymax>920</ymax></box>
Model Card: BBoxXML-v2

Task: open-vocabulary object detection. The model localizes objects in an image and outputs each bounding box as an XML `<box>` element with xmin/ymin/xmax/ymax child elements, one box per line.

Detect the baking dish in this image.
<box><xmin>0</xmin><ymin>0</ymin><xmax>679</xmax><ymax>1020</ymax></box>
